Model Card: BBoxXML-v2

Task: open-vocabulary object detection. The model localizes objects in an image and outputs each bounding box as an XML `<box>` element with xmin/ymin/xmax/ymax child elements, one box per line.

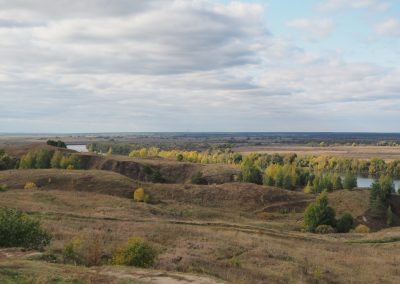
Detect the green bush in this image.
<box><xmin>343</xmin><ymin>173</ymin><xmax>357</xmax><ymax>190</ymax></box>
<box><xmin>336</xmin><ymin>213</ymin><xmax>354</xmax><ymax>233</ymax></box>
<box><xmin>0</xmin><ymin>208</ymin><xmax>51</xmax><ymax>249</ymax></box>
<box><xmin>0</xmin><ymin>184</ymin><xmax>7</xmax><ymax>191</ymax></box>
<box><xmin>112</xmin><ymin>237</ymin><xmax>156</xmax><ymax>267</ymax></box>
<box><xmin>315</xmin><ymin>225</ymin><xmax>335</xmax><ymax>234</ymax></box>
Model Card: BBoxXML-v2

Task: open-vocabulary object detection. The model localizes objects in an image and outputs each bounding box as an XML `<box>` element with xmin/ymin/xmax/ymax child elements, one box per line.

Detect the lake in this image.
<box><xmin>67</xmin><ymin>144</ymin><xmax>88</xmax><ymax>152</ymax></box>
<box><xmin>354</xmin><ymin>176</ymin><xmax>400</xmax><ymax>190</ymax></box>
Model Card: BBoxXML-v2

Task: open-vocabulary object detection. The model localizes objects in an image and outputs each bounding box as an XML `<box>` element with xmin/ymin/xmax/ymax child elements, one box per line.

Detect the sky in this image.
<box><xmin>0</xmin><ymin>0</ymin><xmax>399</xmax><ymax>133</ymax></box>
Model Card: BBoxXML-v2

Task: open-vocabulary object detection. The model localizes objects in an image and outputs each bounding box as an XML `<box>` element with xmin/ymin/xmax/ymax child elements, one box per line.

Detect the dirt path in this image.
<box><xmin>100</xmin><ymin>267</ymin><xmax>225</xmax><ymax>284</ymax></box>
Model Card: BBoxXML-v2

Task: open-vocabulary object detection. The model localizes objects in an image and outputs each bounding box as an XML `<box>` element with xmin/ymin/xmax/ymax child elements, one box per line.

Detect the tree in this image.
<box><xmin>332</xmin><ymin>174</ymin><xmax>343</xmax><ymax>191</ymax></box>
<box><xmin>336</xmin><ymin>213</ymin><xmax>354</xmax><ymax>233</ymax></box>
<box><xmin>304</xmin><ymin>192</ymin><xmax>336</xmax><ymax>232</ymax></box>
<box><xmin>343</xmin><ymin>173</ymin><xmax>357</xmax><ymax>190</ymax></box>
<box><xmin>51</xmin><ymin>151</ymin><xmax>63</xmax><ymax>168</ymax></box>
<box><xmin>19</xmin><ymin>152</ymin><xmax>36</xmax><ymax>169</ymax></box>
<box><xmin>241</xmin><ymin>158</ymin><xmax>262</xmax><ymax>185</ymax></box>
<box><xmin>233</xmin><ymin>153</ymin><xmax>243</xmax><ymax>164</ymax></box>
<box><xmin>370</xmin><ymin>175</ymin><xmax>394</xmax><ymax>219</ymax></box>
<box><xmin>35</xmin><ymin>149</ymin><xmax>52</xmax><ymax>169</ymax></box>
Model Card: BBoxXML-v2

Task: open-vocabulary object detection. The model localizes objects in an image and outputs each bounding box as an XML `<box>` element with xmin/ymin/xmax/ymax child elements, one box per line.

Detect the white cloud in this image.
<box><xmin>317</xmin><ymin>0</ymin><xmax>390</xmax><ymax>12</ymax></box>
<box><xmin>375</xmin><ymin>18</ymin><xmax>400</xmax><ymax>36</ymax></box>
<box><xmin>287</xmin><ymin>18</ymin><xmax>334</xmax><ymax>40</ymax></box>
<box><xmin>0</xmin><ymin>0</ymin><xmax>399</xmax><ymax>132</ymax></box>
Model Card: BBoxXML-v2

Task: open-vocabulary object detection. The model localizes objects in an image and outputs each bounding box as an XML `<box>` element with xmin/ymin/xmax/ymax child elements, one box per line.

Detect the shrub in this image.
<box><xmin>133</xmin><ymin>187</ymin><xmax>145</xmax><ymax>202</ymax></box>
<box><xmin>352</xmin><ymin>224</ymin><xmax>370</xmax><ymax>233</ymax></box>
<box><xmin>304</xmin><ymin>192</ymin><xmax>336</xmax><ymax>232</ymax></box>
<box><xmin>0</xmin><ymin>184</ymin><xmax>7</xmax><ymax>191</ymax></box>
<box><xmin>63</xmin><ymin>237</ymin><xmax>84</xmax><ymax>265</ymax></box>
<box><xmin>0</xmin><ymin>208</ymin><xmax>51</xmax><ymax>249</ymax></box>
<box><xmin>315</xmin><ymin>225</ymin><xmax>335</xmax><ymax>234</ymax></box>
<box><xmin>24</xmin><ymin>182</ymin><xmax>38</xmax><ymax>190</ymax></box>
<box><xmin>229</xmin><ymin>256</ymin><xmax>241</xmax><ymax>267</ymax></box>
<box><xmin>63</xmin><ymin>235</ymin><xmax>104</xmax><ymax>266</ymax></box>
<box><xmin>112</xmin><ymin>237</ymin><xmax>156</xmax><ymax>267</ymax></box>
<box><xmin>336</xmin><ymin>213</ymin><xmax>354</xmax><ymax>233</ymax></box>
<box><xmin>191</xmin><ymin>171</ymin><xmax>207</xmax><ymax>185</ymax></box>
<box><xmin>303</xmin><ymin>182</ymin><xmax>312</xmax><ymax>193</ymax></box>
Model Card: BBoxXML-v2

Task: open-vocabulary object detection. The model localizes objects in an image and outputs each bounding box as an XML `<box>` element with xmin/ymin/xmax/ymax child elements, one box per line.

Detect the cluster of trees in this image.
<box><xmin>304</xmin><ymin>192</ymin><xmax>355</xmax><ymax>233</ymax></box>
<box><xmin>20</xmin><ymin>150</ymin><xmax>81</xmax><ymax>170</ymax></box>
<box><xmin>242</xmin><ymin>153</ymin><xmax>400</xmax><ymax>178</ymax></box>
<box><xmin>369</xmin><ymin>175</ymin><xmax>396</xmax><ymax>225</ymax></box>
<box><xmin>240</xmin><ymin>158</ymin><xmax>358</xmax><ymax>192</ymax></box>
<box><xmin>128</xmin><ymin>147</ymin><xmax>243</xmax><ymax>165</ymax></box>
<box><xmin>46</xmin><ymin>140</ymin><xmax>67</xmax><ymax>148</ymax></box>
<box><xmin>0</xmin><ymin>149</ymin><xmax>17</xmax><ymax>170</ymax></box>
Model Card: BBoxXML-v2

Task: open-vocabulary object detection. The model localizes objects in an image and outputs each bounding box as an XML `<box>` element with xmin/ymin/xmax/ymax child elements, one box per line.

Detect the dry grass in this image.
<box><xmin>1</xmin><ymin>184</ymin><xmax>400</xmax><ymax>283</ymax></box>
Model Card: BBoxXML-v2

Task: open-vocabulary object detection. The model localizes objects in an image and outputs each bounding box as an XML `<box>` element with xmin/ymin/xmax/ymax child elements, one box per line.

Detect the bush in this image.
<box><xmin>24</xmin><ymin>182</ymin><xmax>38</xmax><ymax>190</ymax></box>
<box><xmin>112</xmin><ymin>237</ymin><xmax>156</xmax><ymax>267</ymax></box>
<box><xmin>352</xmin><ymin>224</ymin><xmax>370</xmax><ymax>233</ymax></box>
<box><xmin>336</xmin><ymin>213</ymin><xmax>354</xmax><ymax>233</ymax></box>
<box><xmin>315</xmin><ymin>225</ymin><xmax>335</xmax><ymax>234</ymax></box>
<box><xmin>191</xmin><ymin>171</ymin><xmax>207</xmax><ymax>185</ymax></box>
<box><xmin>304</xmin><ymin>192</ymin><xmax>336</xmax><ymax>232</ymax></box>
<box><xmin>63</xmin><ymin>235</ymin><xmax>104</xmax><ymax>266</ymax></box>
<box><xmin>0</xmin><ymin>208</ymin><xmax>51</xmax><ymax>249</ymax></box>
<box><xmin>0</xmin><ymin>184</ymin><xmax>7</xmax><ymax>191</ymax></box>
<box><xmin>133</xmin><ymin>187</ymin><xmax>147</xmax><ymax>202</ymax></box>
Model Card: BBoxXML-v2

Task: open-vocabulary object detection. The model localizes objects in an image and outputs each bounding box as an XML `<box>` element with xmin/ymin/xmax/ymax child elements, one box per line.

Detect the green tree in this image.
<box><xmin>19</xmin><ymin>152</ymin><xmax>36</xmax><ymax>169</ymax></box>
<box><xmin>343</xmin><ymin>173</ymin><xmax>357</xmax><ymax>190</ymax></box>
<box><xmin>336</xmin><ymin>213</ymin><xmax>354</xmax><ymax>233</ymax></box>
<box><xmin>241</xmin><ymin>158</ymin><xmax>262</xmax><ymax>185</ymax></box>
<box><xmin>304</xmin><ymin>192</ymin><xmax>336</xmax><ymax>232</ymax></box>
<box><xmin>332</xmin><ymin>174</ymin><xmax>343</xmax><ymax>191</ymax></box>
<box><xmin>51</xmin><ymin>151</ymin><xmax>63</xmax><ymax>168</ymax></box>
<box><xmin>35</xmin><ymin>149</ymin><xmax>52</xmax><ymax>169</ymax></box>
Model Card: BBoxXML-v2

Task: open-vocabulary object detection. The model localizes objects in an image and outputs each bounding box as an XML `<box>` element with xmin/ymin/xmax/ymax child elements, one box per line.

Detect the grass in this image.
<box><xmin>0</xmin><ymin>164</ymin><xmax>399</xmax><ymax>283</ymax></box>
<box><xmin>0</xmin><ymin>186</ymin><xmax>399</xmax><ymax>283</ymax></box>
<box><xmin>348</xmin><ymin>236</ymin><xmax>400</xmax><ymax>244</ymax></box>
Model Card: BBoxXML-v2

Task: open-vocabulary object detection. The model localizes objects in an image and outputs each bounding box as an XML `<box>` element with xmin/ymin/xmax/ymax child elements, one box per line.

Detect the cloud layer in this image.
<box><xmin>0</xmin><ymin>0</ymin><xmax>399</xmax><ymax>132</ymax></box>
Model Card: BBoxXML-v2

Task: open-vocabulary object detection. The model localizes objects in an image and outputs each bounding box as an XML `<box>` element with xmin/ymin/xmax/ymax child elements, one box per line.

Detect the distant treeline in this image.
<box><xmin>87</xmin><ymin>143</ymin><xmax>139</xmax><ymax>155</ymax></box>
<box><xmin>125</xmin><ymin>146</ymin><xmax>400</xmax><ymax>179</ymax></box>
<box><xmin>46</xmin><ymin>140</ymin><xmax>67</xmax><ymax>148</ymax></box>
